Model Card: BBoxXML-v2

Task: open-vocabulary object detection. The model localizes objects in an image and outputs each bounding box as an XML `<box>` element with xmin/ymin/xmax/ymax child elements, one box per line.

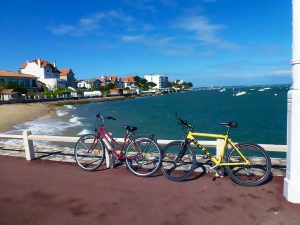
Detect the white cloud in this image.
<box><xmin>121</xmin><ymin>34</ymin><xmax>200</xmax><ymax>56</ymax></box>
<box><xmin>175</xmin><ymin>15</ymin><xmax>239</xmax><ymax>49</ymax></box>
<box><xmin>48</xmin><ymin>11</ymin><xmax>134</xmax><ymax>36</ymax></box>
<box><xmin>271</xmin><ymin>69</ymin><xmax>291</xmax><ymax>76</ymax></box>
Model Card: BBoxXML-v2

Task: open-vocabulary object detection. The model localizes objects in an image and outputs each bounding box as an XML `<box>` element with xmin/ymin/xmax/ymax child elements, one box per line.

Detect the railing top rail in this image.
<box><xmin>0</xmin><ymin>133</ymin><xmax>287</xmax><ymax>152</ymax></box>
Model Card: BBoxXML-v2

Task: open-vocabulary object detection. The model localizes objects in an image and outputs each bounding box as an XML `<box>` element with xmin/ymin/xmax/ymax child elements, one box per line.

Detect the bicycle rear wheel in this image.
<box><xmin>161</xmin><ymin>141</ymin><xmax>196</xmax><ymax>182</ymax></box>
<box><xmin>74</xmin><ymin>134</ymin><xmax>105</xmax><ymax>171</ymax></box>
<box><xmin>125</xmin><ymin>137</ymin><xmax>162</xmax><ymax>177</ymax></box>
<box><xmin>225</xmin><ymin>143</ymin><xmax>272</xmax><ymax>186</ymax></box>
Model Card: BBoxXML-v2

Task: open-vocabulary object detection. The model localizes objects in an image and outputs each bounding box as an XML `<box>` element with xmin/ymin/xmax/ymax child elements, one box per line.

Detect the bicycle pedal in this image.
<box><xmin>214</xmin><ymin>168</ymin><xmax>224</xmax><ymax>178</ymax></box>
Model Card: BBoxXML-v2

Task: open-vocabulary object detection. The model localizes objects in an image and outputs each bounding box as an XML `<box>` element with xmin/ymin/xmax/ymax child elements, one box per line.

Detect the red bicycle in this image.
<box><xmin>74</xmin><ymin>113</ymin><xmax>162</xmax><ymax>177</ymax></box>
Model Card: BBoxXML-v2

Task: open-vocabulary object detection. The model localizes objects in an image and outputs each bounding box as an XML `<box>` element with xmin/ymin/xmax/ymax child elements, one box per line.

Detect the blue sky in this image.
<box><xmin>0</xmin><ymin>0</ymin><xmax>292</xmax><ymax>86</ymax></box>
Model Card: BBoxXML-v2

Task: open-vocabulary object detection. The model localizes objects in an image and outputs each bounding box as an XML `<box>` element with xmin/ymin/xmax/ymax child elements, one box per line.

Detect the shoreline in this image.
<box><xmin>0</xmin><ymin>95</ymin><xmax>148</xmax><ymax>132</ymax></box>
<box><xmin>48</xmin><ymin>95</ymin><xmax>140</xmax><ymax>106</ymax></box>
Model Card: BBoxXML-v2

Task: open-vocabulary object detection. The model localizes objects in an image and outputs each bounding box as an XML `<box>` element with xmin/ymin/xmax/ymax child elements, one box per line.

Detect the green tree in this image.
<box><xmin>186</xmin><ymin>82</ymin><xmax>193</xmax><ymax>88</ymax></box>
<box><xmin>148</xmin><ymin>82</ymin><xmax>156</xmax><ymax>89</ymax></box>
<box><xmin>0</xmin><ymin>82</ymin><xmax>26</xmax><ymax>93</ymax></box>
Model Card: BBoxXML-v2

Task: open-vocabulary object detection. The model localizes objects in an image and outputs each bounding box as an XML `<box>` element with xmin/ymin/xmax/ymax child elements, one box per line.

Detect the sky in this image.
<box><xmin>0</xmin><ymin>0</ymin><xmax>293</xmax><ymax>87</ymax></box>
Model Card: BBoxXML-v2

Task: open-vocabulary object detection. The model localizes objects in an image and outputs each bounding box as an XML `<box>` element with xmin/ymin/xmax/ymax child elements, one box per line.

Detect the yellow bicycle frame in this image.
<box><xmin>186</xmin><ymin>131</ymin><xmax>250</xmax><ymax>166</ymax></box>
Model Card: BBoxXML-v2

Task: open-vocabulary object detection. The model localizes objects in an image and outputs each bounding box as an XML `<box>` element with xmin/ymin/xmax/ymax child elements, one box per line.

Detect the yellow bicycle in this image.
<box><xmin>161</xmin><ymin>114</ymin><xmax>272</xmax><ymax>186</ymax></box>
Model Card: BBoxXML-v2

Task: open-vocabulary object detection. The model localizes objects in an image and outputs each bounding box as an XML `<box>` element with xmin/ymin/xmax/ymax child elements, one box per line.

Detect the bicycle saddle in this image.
<box><xmin>123</xmin><ymin>125</ymin><xmax>138</xmax><ymax>132</ymax></box>
<box><xmin>220</xmin><ymin>122</ymin><xmax>238</xmax><ymax>128</ymax></box>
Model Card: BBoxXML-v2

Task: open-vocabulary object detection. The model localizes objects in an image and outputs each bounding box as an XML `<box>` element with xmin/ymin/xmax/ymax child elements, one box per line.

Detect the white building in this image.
<box><xmin>77</xmin><ymin>80</ymin><xmax>92</xmax><ymax>89</ymax></box>
<box><xmin>144</xmin><ymin>74</ymin><xmax>169</xmax><ymax>89</ymax></box>
<box><xmin>77</xmin><ymin>79</ymin><xmax>101</xmax><ymax>89</ymax></box>
<box><xmin>20</xmin><ymin>59</ymin><xmax>61</xmax><ymax>89</ymax></box>
<box><xmin>121</xmin><ymin>76</ymin><xmax>135</xmax><ymax>89</ymax></box>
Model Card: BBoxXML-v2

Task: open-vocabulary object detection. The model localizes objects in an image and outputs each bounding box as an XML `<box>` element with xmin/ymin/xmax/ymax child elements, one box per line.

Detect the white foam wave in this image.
<box><xmin>219</xmin><ymin>88</ymin><xmax>226</xmax><ymax>92</ymax></box>
<box><xmin>69</xmin><ymin>115</ymin><xmax>83</xmax><ymax>126</ymax></box>
<box><xmin>65</xmin><ymin>105</ymin><xmax>75</xmax><ymax>110</ymax></box>
<box><xmin>274</xmin><ymin>93</ymin><xmax>278</xmax><ymax>96</ymax></box>
<box><xmin>56</xmin><ymin>109</ymin><xmax>69</xmax><ymax>117</ymax></box>
<box><xmin>77</xmin><ymin>129</ymin><xmax>93</xmax><ymax>135</ymax></box>
<box><xmin>0</xmin><ymin>117</ymin><xmax>79</xmax><ymax>145</ymax></box>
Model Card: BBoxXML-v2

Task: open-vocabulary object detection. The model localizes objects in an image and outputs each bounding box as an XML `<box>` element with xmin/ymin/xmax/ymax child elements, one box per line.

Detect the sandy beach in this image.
<box><xmin>0</xmin><ymin>96</ymin><xmax>138</xmax><ymax>132</ymax></box>
<box><xmin>0</xmin><ymin>103</ymin><xmax>53</xmax><ymax>132</ymax></box>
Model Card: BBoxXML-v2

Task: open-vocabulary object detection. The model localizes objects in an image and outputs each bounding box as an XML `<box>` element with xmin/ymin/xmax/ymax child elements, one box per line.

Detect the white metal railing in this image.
<box><xmin>0</xmin><ymin>130</ymin><xmax>287</xmax><ymax>167</ymax></box>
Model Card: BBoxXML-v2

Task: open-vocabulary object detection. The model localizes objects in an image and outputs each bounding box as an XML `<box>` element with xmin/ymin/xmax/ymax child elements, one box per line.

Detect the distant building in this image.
<box><xmin>0</xmin><ymin>89</ymin><xmax>20</xmax><ymax>102</ymax></box>
<box><xmin>20</xmin><ymin>59</ymin><xmax>61</xmax><ymax>89</ymax></box>
<box><xmin>77</xmin><ymin>78</ymin><xmax>101</xmax><ymax>89</ymax></box>
<box><xmin>144</xmin><ymin>74</ymin><xmax>169</xmax><ymax>89</ymax></box>
<box><xmin>0</xmin><ymin>70</ymin><xmax>38</xmax><ymax>91</ymax></box>
<box><xmin>121</xmin><ymin>76</ymin><xmax>135</xmax><ymax>89</ymax></box>
<box><xmin>59</xmin><ymin>68</ymin><xmax>76</xmax><ymax>88</ymax></box>
<box><xmin>110</xmin><ymin>88</ymin><xmax>123</xmax><ymax>96</ymax></box>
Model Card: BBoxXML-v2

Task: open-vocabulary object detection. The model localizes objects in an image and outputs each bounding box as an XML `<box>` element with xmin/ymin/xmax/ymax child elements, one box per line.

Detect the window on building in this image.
<box><xmin>10</xmin><ymin>79</ymin><xmax>18</xmax><ymax>84</ymax></box>
<box><xmin>19</xmin><ymin>79</ymin><xmax>25</xmax><ymax>87</ymax></box>
<box><xmin>24</xmin><ymin>79</ymin><xmax>29</xmax><ymax>87</ymax></box>
<box><xmin>32</xmin><ymin>79</ymin><xmax>37</xmax><ymax>87</ymax></box>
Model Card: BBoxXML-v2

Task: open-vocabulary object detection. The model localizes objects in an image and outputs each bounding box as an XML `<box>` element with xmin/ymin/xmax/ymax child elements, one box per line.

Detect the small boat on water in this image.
<box><xmin>258</xmin><ymin>87</ymin><xmax>271</xmax><ymax>92</ymax></box>
<box><xmin>234</xmin><ymin>91</ymin><xmax>246</xmax><ymax>96</ymax></box>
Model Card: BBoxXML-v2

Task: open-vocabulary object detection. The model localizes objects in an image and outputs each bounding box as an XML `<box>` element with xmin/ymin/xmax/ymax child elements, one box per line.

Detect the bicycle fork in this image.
<box><xmin>174</xmin><ymin>140</ymin><xmax>189</xmax><ymax>162</ymax></box>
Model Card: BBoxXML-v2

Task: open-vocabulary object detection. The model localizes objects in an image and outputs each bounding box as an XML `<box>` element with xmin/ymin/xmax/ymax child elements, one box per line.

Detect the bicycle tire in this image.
<box><xmin>225</xmin><ymin>143</ymin><xmax>272</xmax><ymax>186</ymax></box>
<box><xmin>74</xmin><ymin>134</ymin><xmax>105</xmax><ymax>171</ymax></box>
<box><xmin>125</xmin><ymin>137</ymin><xmax>162</xmax><ymax>177</ymax></box>
<box><xmin>161</xmin><ymin>141</ymin><xmax>197</xmax><ymax>182</ymax></box>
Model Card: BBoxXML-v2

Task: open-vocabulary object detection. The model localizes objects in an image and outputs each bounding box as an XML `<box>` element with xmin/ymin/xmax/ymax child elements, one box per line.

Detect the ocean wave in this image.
<box><xmin>56</xmin><ymin>109</ymin><xmax>69</xmax><ymax>117</ymax></box>
<box><xmin>65</xmin><ymin>105</ymin><xmax>76</xmax><ymax>110</ymax></box>
<box><xmin>77</xmin><ymin>129</ymin><xmax>93</xmax><ymax>135</ymax></box>
<box><xmin>0</xmin><ymin>118</ymin><xmax>78</xmax><ymax>145</ymax></box>
<box><xmin>69</xmin><ymin>115</ymin><xmax>84</xmax><ymax>126</ymax></box>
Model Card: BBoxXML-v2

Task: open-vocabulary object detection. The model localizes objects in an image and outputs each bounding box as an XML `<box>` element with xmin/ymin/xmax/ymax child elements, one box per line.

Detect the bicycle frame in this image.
<box><xmin>95</xmin><ymin>125</ymin><xmax>131</xmax><ymax>160</ymax></box>
<box><xmin>186</xmin><ymin>131</ymin><xmax>250</xmax><ymax>166</ymax></box>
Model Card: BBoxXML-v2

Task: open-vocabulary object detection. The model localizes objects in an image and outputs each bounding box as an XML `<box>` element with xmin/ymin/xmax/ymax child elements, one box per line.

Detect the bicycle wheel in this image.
<box><xmin>225</xmin><ymin>143</ymin><xmax>272</xmax><ymax>186</ymax></box>
<box><xmin>161</xmin><ymin>141</ymin><xmax>196</xmax><ymax>182</ymax></box>
<box><xmin>125</xmin><ymin>137</ymin><xmax>162</xmax><ymax>177</ymax></box>
<box><xmin>74</xmin><ymin>134</ymin><xmax>105</xmax><ymax>171</ymax></box>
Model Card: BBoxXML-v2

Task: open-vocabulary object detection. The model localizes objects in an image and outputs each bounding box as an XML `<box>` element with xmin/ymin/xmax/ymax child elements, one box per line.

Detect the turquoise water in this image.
<box><xmin>70</xmin><ymin>85</ymin><xmax>289</xmax><ymax>145</ymax></box>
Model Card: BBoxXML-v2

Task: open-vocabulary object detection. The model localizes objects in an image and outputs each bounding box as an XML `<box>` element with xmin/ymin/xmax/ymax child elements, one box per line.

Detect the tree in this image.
<box><xmin>107</xmin><ymin>83</ymin><xmax>117</xmax><ymax>89</ymax></box>
<box><xmin>148</xmin><ymin>82</ymin><xmax>156</xmax><ymax>89</ymax></box>
<box><xmin>0</xmin><ymin>82</ymin><xmax>26</xmax><ymax>93</ymax></box>
<box><xmin>186</xmin><ymin>82</ymin><xmax>193</xmax><ymax>88</ymax></box>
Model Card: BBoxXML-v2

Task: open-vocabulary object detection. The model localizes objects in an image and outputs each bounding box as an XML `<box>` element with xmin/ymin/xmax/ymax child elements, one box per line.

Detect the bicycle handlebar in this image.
<box><xmin>96</xmin><ymin>113</ymin><xmax>116</xmax><ymax>125</ymax></box>
<box><xmin>175</xmin><ymin>113</ymin><xmax>193</xmax><ymax>131</ymax></box>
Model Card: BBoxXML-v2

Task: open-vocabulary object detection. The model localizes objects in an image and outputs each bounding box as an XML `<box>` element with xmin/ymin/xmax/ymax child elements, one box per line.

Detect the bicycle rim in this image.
<box><xmin>161</xmin><ymin>141</ymin><xmax>196</xmax><ymax>182</ymax></box>
<box><xmin>125</xmin><ymin>138</ymin><xmax>162</xmax><ymax>177</ymax></box>
<box><xmin>74</xmin><ymin>134</ymin><xmax>105</xmax><ymax>171</ymax></box>
<box><xmin>225</xmin><ymin>143</ymin><xmax>271</xmax><ymax>186</ymax></box>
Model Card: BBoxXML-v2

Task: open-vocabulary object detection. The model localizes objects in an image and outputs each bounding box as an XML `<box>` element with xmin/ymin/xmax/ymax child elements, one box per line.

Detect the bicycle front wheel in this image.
<box><xmin>74</xmin><ymin>134</ymin><xmax>105</xmax><ymax>171</ymax></box>
<box><xmin>125</xmin><ymin>137</ymin><xmax>162</xmax><ymax>177</ymax></box>
<box><xmin>161</xmin><ymin>141</ymin><xmax>196</xmax><ymax>182</ymax></box>
<box><xmin>225</xmin><ymin>143</ymin><xmax>272</xmax><ymax>186</ymax></box>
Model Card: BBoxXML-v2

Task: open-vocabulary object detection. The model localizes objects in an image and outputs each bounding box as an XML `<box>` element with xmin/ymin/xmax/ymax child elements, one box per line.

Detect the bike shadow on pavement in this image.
<box><xmin>185</xmin><ymin>163</ymin><xmax>207</xmax><ymax>181</ymax></box>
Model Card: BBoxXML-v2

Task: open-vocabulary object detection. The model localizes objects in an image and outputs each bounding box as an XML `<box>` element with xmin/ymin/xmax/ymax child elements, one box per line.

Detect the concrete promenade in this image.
<box><xmin>0</xmin><ymin>156</ymin><xmax>300</xmax><ymax>225</ymax></box>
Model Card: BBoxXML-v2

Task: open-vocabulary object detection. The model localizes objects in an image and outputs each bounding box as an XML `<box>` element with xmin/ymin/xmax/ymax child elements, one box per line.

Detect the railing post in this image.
<box><xmin>216</xmin><ymin>139</ymin><xmax>224</xmax><ymax>159</ymax></box>
<box><xmin>102</xmin><ymin>139</ymin><xmax>115</xmax><ymax>169</ymax></box>
<box><xmin>23</xmin><ymin>130</ymin><xmax>35</xmax><ymax>160</ymax></box>
<box><xmin>215</xmin><ymin>139</ymin><xmax>225</xmax><ymax>177</ymax></box>
<box><xmin>284</xmin><ymin>0</ymin><xmax>300</xmax><ymax>203</ymax></box>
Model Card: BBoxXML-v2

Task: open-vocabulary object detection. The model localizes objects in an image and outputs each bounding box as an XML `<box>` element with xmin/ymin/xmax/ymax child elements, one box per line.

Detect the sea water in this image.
<box><xmin>1</xmin><ymin>85</ymin><xmax>289</xmax><ymax>148</ymax></box>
